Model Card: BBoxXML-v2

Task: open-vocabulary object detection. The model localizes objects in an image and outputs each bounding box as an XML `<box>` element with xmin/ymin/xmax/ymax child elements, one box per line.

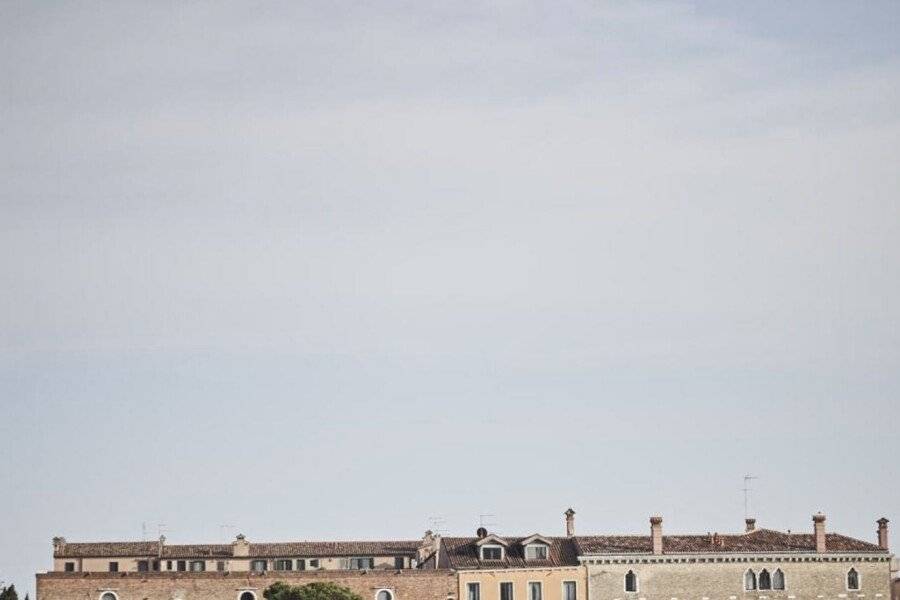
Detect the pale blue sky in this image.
<box><xmin>2</xmin><ymin>1</ymin><xmax>899</xmax><ymax>597</ymax></box>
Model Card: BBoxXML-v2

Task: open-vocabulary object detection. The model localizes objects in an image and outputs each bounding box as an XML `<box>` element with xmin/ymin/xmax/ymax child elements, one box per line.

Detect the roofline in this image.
<box><xmin>578</xmin><ymin>551</ymin><xmax>894</xmax><ymax>561</ymax></box>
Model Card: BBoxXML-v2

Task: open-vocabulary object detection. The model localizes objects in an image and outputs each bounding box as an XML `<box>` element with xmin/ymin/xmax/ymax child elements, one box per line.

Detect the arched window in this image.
<box><xmin>744</xmin><ymin>569</ymin><xmax>757</xmax><ymax>591</ymax></box>
<box><xmin>759</xmin><ymin>569</ymin><xmax>771</xmax><ymax>590</ymax></box>
<box><xmin>847</xmin><ymin>568</ymin><xmax>860</xmax><ymax>591</ymax></box>
<box><xmin>772</xmin><ymin>569</ymin><xmax>785</xmax><ymax>590</ymax></box>
<box><xmin>376</xmin><ymin>591</ymin><xmax>393</xmax><ymax>600</ymax></box>
<box><xmin>240</xmin><ymin>592</ymin><xmax>256</xmax><ymax>600</ymax></box>
<box><xmin>624</xmin><ymin>570</ymin><xmax>638</xmax><ymax>592</ymax></box>
<box><xmin>100</xmin><ymin>593</ymin><xmax>118</xmax><ymax>600</ymax></box>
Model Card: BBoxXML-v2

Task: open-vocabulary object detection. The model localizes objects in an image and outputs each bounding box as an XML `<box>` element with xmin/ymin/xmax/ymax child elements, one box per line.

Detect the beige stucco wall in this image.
<box><xmin>458</xmin><ymin>566</ymin><xmax>586</xmax><ymax>600</ymax></box>
<box><xmin>585</xmin><ymin>556</ymin><xmax>892</xmax><ymax>600</ymax></box>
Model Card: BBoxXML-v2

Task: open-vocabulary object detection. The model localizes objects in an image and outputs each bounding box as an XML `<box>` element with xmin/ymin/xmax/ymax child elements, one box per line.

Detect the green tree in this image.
<box><xmin>263</xmin><ymin>581</ymin><xmax>363</xmax><ymax>600</ymax></box>
<box><xmin>0</xmin><ymin>584</ymin><xmax>19</xmax><ymax>600</ymax></box>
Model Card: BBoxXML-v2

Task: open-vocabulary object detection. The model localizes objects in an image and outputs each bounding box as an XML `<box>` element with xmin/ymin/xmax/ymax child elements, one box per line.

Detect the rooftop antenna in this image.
<box><xmin>479</xmin><ymin>513</ymin><xmax>497</xmax><ymax>532</ymax></box>
<box><xmin>742</xmin><ymin>475</ymin><xmax>759</xmax><ymax>518</ymax></box>
<box><xmin>219</xmin><ymin>524</ymin><xmax>236</xmax><ymax>541</ymax></box>
<box><xmin>427</xmin><ymin>516</ymin><xmax>446</xmax><ymax>535</ymax></box>
<box><xmin>142</xmin><ymin>522</ymin><xmax>147</xmax><ymax>541</ymax></box>
<box><xmin>157</xmin><ymin>524</ymin><xmax>168</xmax><ymax>538</ymax></box>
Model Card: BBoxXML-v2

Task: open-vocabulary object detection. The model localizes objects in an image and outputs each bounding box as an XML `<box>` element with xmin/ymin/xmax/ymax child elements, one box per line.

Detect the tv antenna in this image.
<box><xmin>219</xmin><ymin>524</ymin><xmax>236</xmax><ymax>541</ymax></box>
<box><xmin>426</xmin><ymin>516</ymin><xmax>446</xmax><ymax>535</ymax></box>
<box><xmin>157</xmin><ymin>523</ymin><xmax>168</xmax><ymax>538</ymax></box>
<box><xmin>479</xmin><ymin>513</ymin><xmax>497</xmax><ymax>531</ymax></box>
<box><xmin>742</xmin><ymin>475</ymin><xmax>759</xmax><ymax>518</ymax></box>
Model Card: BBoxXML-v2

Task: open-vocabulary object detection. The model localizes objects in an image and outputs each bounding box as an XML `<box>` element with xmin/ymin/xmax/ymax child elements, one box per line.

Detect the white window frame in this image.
<box><xmin>467</xmin><ymin>582</ymin><xmax>481</xmax><ymax>600</ymax></box>
<box><xmin>527</xmin><ymin>581</ymin><xmax>543</xmax><ymax>600</ymax></box>
<box><xmin>524</xmin><ymin>544</ymin><xmax>549</xmax><ymax>560</ymax></box>
<box><xmin>499</xmin><ymin>581</ymin><xmax>514</xmax><ymax>600</ymax></box>
<box><xmin>623</xmin><ymin>569</ymin><xmax>639</xmax><ymax>593</ymax></box>
<box><xmin>846</xmin><ymin>567</ymin><xmax>861</xmax><ymax>591</ymax></box>
<box><xmin>562</xmin><ymin>580</ymin><xmax>577</xmax><ymax>600</ymax></box>
<box><xmin>480</xmin><ymin>544</ymin><xmax>504</xmax><ymax>560</ymax></box>
<box><xmin>99</xmin><ymin>592</ymin><xmax>118</xmax><ymax>600</ymax></box>
<box><xmin>375</xmin><ymin>589</ymin><xmax>394</xmax><ymax>600</ymax></box>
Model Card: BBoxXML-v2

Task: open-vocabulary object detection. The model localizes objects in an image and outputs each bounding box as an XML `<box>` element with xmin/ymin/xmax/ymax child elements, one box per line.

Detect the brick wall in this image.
<box><xmin>36</xmin><ymin>570</ymin><xmax>458</xmax><ymax>600</ymax></box>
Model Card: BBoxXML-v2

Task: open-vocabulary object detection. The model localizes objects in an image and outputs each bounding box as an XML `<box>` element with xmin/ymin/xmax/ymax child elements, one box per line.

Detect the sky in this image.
<box><xmin>1</xmin><ymin>0</ymin><xmax>899</xmax><ymax>596</ymax></box>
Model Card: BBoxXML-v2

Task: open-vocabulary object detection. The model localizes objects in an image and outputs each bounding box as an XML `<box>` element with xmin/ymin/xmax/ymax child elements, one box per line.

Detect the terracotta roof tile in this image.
<box><xmin>441</xmin><ymin>536</ymin><xmax>580</xmax><ymax>569</ymax></box>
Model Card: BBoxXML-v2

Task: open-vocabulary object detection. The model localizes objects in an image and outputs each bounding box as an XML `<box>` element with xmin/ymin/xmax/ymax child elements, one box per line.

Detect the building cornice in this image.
<box><xmin>578</xmin><ymin>552</ymin><xmax>893</xmax><ymax>565</ymax></box>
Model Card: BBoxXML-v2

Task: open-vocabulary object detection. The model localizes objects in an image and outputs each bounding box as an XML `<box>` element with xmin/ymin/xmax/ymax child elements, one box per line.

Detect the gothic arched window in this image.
<box><xmin>624</xmin><ymin>570</ymin><xmax>638</xmax><ymax>592</ymax></box>
<box><xmin>772</xmin><ymin>569</ymin><xmax>785</xmax><ymax>590</ymax></box>
<box><xmin>847</xmin><ymin>568</ymin><xmax>860</xmax><ymax>591</ymax></box>
<box><xmin>759</xmin><ymin>569</ymin><xmax>772</xmax><ymax>590</ymax></box>
<box><xmin>744</xmin><ymin>569</ymin><xmax>757</xmax><ymax>591</ymax></box>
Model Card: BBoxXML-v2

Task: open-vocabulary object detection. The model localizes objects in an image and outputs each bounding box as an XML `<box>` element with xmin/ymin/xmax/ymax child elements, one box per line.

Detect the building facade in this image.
<box><xmin>36</xmin><ymin>511</ymin><xmax>892</xmax><ymax>600</ymax></box>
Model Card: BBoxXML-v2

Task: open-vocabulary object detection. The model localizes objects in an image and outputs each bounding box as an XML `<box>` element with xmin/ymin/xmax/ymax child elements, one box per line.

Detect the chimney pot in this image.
<box><xmin>877</xmin><ymin>517</ymin><xmax>889</xmax><ymax>550</ymax></box>
<box><xmin>745</xmin><ymin>518</ymin><xmax>757</xmax><ymax>533</ymax></box>
<box><xmin>476</xmin><ymin>527</ymin><xmax>488</xmax><ymax>539</ymax></box>
<box><xmin>650</xmin><ymin>516</ymin><xmax>663</xmax><ymax>555</ymax></box>
<box><xmin>565</xmin><ymin>508</ymin><xmax>576</xmax><ymax>537</ymax></box>
<box><xmin>813</xmin><ymin>513</ymin><xmax>827</xmax><ymax>553</ymax></box>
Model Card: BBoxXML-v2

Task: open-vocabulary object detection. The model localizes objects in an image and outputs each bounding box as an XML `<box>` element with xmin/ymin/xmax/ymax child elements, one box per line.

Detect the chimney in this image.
<box><xmin>52</xmin><ymin>536</ymin><xmax>66</xmax><ymax>555</ymax></box>
<box><xmin>745</xmin><ymin>518</ymin><xmax>757</xmax><ymax>533</ymax></box>
<box><xmin>476</xmin><ymin>527</ymin><xmax>488</xmax><ymax>539</ymax></box>
<box><xmin>158</xmin><ymin>535</ymin><xmax>166</xmax><ymax>557</ymax></box>
<box><xmin>232</xmin><ymin>533</ymin><xmax>250</xmax><ymax>557</ymax></box>
<box><xmin>813</xmin><ymin>513</ymin><xmax>826</xmax><ymax>553</ymax></box>
<box><xmin>650</xmin><ymin>516</ymin><xmax>663</xmax><ymax>555</ymax></box>
<box><xmin>565</xmin><ymin>508</ymin><xmax>576</xmax><ymax>537</ymax></box>
<box><xmin>417</xmin><ymin>530</ymin><xmax>441</xmax><ymax>567</ymax></box>
<box><xmin>877</xmin><ymin>518</ymin><xmax>889</xmax><ymax>550</ymax></box>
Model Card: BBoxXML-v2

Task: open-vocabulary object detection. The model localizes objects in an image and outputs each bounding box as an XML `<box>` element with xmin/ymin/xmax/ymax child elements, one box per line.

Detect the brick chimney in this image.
<box><xmin>232</xmin><ymin>533</ymin><xmax>250</xmax><ymax>557</ymax></box>
<box><xmin>877</xmin><ymin>518</ymin><xmax>889</xmax><ymax>550</ymax></box>
<box><xmin>565</xmin><ymin>508</ymin><xmax>576</xmax><ymax>537</ymax></box>
<box><xmin>813</xmin><ymin>513</ymin><xmax>827</xmax><ymax>553</ymax></box>
<box><xmin>745</xmin><ymin>518</ymin><xmax>757</xmax><ymax>533</ymax></box>
<box><xmin>650</xmin><ymin>516</ymin><xmax>663</xmax><ymax>555</ymax></box>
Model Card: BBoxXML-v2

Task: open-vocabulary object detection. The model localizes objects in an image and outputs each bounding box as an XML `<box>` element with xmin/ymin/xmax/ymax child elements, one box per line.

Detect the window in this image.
<box><xmin>524</xmin><ymin>545</ymin><xmax>548</xmax><ymax>560</ymax></box>
<box><xmin>216</xmin><ymin>561</ymin><xmax>226</xmax><ymax>572</ymax></box>
<box><xmin>239</xmin><ymin>592</ymin><xmax>256</xmax><ymax>600</ymax></box>
<box><xmin>108</xmin><ymin>562</ymin><xmax>119</xmax><ymax>572</ymax></box>
<box><xmin>528</xmin><ymin>582</ymin><xmax>542</xmax><ymax>600</ymax></box>
<box><xmin>376</xmin><ymin>591</ymin><xmax>393</xmax><ymax>600</ymax></box>
<box><xmin>177</xmin><ymin>560</ymin><xmax>186</xmax><ymax>572</ymax></box>
<box><xmin>481</xmin><ymin>546</ymin><xmax>503</xmax><ymax>560</ymax></box>
<box><xmin>563</xmin><ymin>581</ymin><xmax>577</xmax><ymax>600</ymax></box>
<box><xmin>467</xmin><ymin>582</ymin><xmax>480</xmax><ymax>600</ymax></box>
<box><xmin>624</xmin><ymin>570</ymin><xmax>638</xmax><ymax>592</ymax></box>
<box><xmin>744</xmin><ymin>569</ymin><xmax>757</xmax><ymax>591</ymax></box>
<box><xmin>394</xmin><ymin>556</ymin><xmax>405</xmax><ymax>569</ymax></box>
<box><xmin>297</xmin><ymin>559</ymin><xmax>306</xmax><ymax>571</ymax></box>
<box><xmin>152</xmin><ymin>560</ymin><xmax>160</xmax><ymax>572</ymax></box>
<box><xmin>250</xmin><ymin>560</ymin><xmax>267</xmax><ymax>572</ymax></box>
<box><xmin>772</xmin><ymin>569</ymin><xmax>785</xmax><ymax>590</ymax></box>
<box><xmin>350</xmin><ymin>557</ymin><xmax>374</xmax><ymax>570</ymax></box>
<box><xmin>100</xmin><ymin>593</ymin><xmax>117</xmax><ymax>600</ymax></box>
<box><xmin>190</xmin><ymin>561</ymin><xmax>206</xmax><ymax>572</ymax></box>
<box><xmin>274</xmin><ymin>559</ymin><xmax>293</xmax><ymax>571</ymax></box>
<box><xmin>166</xmin><ymin>561</ymin><xmax>173</xmax><ymax>570</ymax></box>
<box><xmin>847</xmin><ymin>568</ymin><xmax>860</xmax><ymax>591</ymax></box>
<box><xmin>759</xmin><ymin>569</ymin><xmax>771</xmax><ymax>590</ymax></box>
<box><xmin>137</xmin><ymin>560</ymin><xmax>149</xmax><ymax>572</ymax></box>
<box><xmin>64</xmin><ymin>562</ymin><xmax>75</xmax><ymax>572</ymax></box>
<box><xmin>500</xmin><ymin>582</ymin><xmax>513</xmax><ymax>600</ymax></box>
<box><xmin>309</xmin><ymin>559</ymin><xmax>319</xmax><ymax>569</ymax></box>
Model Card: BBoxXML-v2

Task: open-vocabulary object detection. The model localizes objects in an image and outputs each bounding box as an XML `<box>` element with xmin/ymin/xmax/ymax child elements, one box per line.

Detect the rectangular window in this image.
<box><xmin>166</xmin><ymin>561</ymin><xmax>173</xmax><ymax>571</ymax></box>
<box><xmin>137</xmin><ymin>560</ymin><xmax>149</xmax><ymax>572</ymax></box>
<box><xmin>500</xmin><ymin>582</ymin><xmax>514</xmax><ymax>600</ymax></box>
<box><xmin>108</xmin><ymin>562</ymin><xmax>119</xmax><ymax>572</ymax></box>
<box><xmin>481</xmin><ymin>546</ymin><xmax>503</xmax><ymax>560</ymax></box>
<box><xmin>64</xmin><ymin>562</ymin><xmax>75</xmax><ymax>572</ymax></box>
<box><xmin>309</xmin><ymin>559</ymin><xmax>319</xmax><ymax>569</ymax></box>
<box><xmin>190</xmin><ymin>561</ymin><xmax>205</xmax><ymax>572</ymax></box>
<box><xmin>274</xmin><ymin>559</ymin><xmax>293</xmax><ymax>571</ymax></box>
<box><xmin>528</xmin><ymin>582</ymin><xmax>542</xmax><ymax>600</ymax></box>
<box><xmin>349</xmin><ymin>557</ymin><xmax>374</xmax><ymax>570</ymax></box>
<box><xmin>177</xmin><ymin>560</ymin><xmax>186</xmax><ymax>572</ymax></box>
<box><xmin>250</xmin><ymin>560</ymin><xmax>267</xmax><ymax>572</ymax></box>
<box><xmin>563</xmin><ymin>581</ymin><xmax>576</xmax><ymax>600</ymax></box>
<box><xmin>297</xmin><ymin>559</ymin><xmax>306</xmax><ymax>571</ymax></box>
<box><xmin>152</xmin><ymin>560</ymin><xmax>160</xmax><ymax>572</ymax></box>
<box><xmin>216</xmin><ymin>561</ymin><xmax>226</xmax><ymax>572</ymax></box>
<box><xmin>467</xmin><ymin>582</ymin><xmax>480</xmax><ymax>600</ymax></box>
<box><xmin>394</xmin><ymin>557</ymin><xmax>405</xmax><ymax>569</ymax></box>
<box><xmin>525</xmin><ymin>545</ymin><xmax>548</xmax><ymax>560</ymax></box>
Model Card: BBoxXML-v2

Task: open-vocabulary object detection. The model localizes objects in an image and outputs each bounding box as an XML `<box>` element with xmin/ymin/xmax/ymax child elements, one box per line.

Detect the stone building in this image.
<box><xmin>36</xmin><ymin>510</ymin><xmax>892</xmax><ymax>600</ymax></box>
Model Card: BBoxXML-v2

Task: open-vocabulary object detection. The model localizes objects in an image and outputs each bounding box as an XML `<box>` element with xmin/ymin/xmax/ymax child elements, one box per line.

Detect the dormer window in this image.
<box><xmin>475</xmin><ymin>533</ymin><xmax>509</xmax><ymax>561</ymax></box>
<box><xmin>524</xmin><ymin>544</ymin><xmax>548</xmax><ymax>560</ymax></box>
<box><xmin>481</xmin><ymin>545</ymin><xmax>503</xmax><ymax>560</ymax></box>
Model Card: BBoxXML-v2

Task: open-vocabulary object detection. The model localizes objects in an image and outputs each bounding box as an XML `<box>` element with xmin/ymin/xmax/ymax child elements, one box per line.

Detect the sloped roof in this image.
<box><xmin>441</xmin><ymin>536</ymin><xmax>580</xmax><ymax>569</ymax></box>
